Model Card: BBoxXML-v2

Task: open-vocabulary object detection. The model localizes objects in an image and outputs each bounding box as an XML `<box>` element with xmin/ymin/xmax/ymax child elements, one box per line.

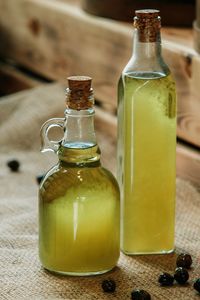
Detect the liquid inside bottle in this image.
<box><xmin>118</xmin><ymin>69</ymin><xmax>176</xmax><ymax>254</ymax></box>
<box><xmin>39</xmin><ymin>76</ymin><xmax>120</xmax><ymax>275</ymax></box>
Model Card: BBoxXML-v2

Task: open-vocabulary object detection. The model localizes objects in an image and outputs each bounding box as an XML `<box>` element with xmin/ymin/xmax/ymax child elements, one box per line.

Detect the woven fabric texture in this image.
<box><xmin>0</xmin><ymin>84</ymin><xmax>200</xmax><ymax>300</ymax></box>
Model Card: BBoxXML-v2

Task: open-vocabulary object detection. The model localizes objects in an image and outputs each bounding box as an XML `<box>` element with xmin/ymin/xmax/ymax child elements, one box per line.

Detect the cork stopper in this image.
<box><xmin>134</xmin><ymin>9</ymin><xmax>161</xmax><ymax>43</ymax></box>
<box><xmin>66</xmin><ymin>76</ymin><xmax>94</xmax><ymax>110</ymax></box>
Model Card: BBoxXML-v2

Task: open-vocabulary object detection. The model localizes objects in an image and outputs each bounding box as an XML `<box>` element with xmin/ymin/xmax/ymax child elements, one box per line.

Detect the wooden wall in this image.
<box><xmin>0</xmin><ymin>0</ymin><xmax>200</xmax><ymax>188</ymax></box>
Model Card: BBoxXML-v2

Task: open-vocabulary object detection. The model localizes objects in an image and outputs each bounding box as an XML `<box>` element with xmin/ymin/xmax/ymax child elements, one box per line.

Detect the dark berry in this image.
<box><xmin>36</xmin><ymin>174</ymin><xmax>45</xmax><ymax>184</ymax></box>
<box><xmin>158</xmin><ymin>272</ymin><xmax>174</xmax><ymax>286</ymax></box>
<box><xmin>174</xmin><ymin>267</ymin><xmax>189</xmax><ymax>284</ymax></box>
<box><xmin>7</xmin><ymin>159</ymin><xmax>20</xmax><ymax>172</ymax></box>
<box><xmin>131</xmin><ymin>289</ymin><xmax>151</xmax><ymax>300</ymax></box>
<box><xmin>176</xmin><ymin>253</ymin><xmax>192</xmax><ymax>269</ymax></box>
<box><xmin>193</xmin><ymin>278</ymin><xmax>200</xmax><ymax>293</ymax></box>
<box><xmin>101</xmin><ymin>279</ymin><xmax>116</xmax><ymax>293</ymax></box>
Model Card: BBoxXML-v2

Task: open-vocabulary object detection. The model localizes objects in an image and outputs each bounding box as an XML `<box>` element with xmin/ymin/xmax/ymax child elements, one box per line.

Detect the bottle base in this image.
<box><xmin>121</xmin><ymin>248</ymin><xmax>174</xmax><ymax>256</ymax></box>
<box><xmin>43</xmin><ymin>266</ymin><xmax>115</xmax><ymax>277</ymax></box>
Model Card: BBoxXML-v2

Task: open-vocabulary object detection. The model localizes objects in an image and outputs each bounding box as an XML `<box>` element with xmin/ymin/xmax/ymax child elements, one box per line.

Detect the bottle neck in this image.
<box><xmin>133</xmin><ymin>28</ymin><xmax>161</xmax><ymax>57</ymax></box>
<box><xmin>124</xmin><ymin>28</ymin><xmax>169</xmax><ymax>75</ymax></box>
<box><xmin>58</xmin><ymin>108</ymin><xmax>100</xmax><ymax>165</ymax></box>
<box><xmin>62</xmin><ymin>108</ymin><xmax>96</xmax><ymax>147</ymax></box>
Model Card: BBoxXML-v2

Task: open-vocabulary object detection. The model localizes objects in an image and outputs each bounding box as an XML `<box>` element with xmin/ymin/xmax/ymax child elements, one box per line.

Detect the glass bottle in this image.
<box><xmin>39</xmin><ymin>76</ymin><xmax>120</xmax><ymax>275</ymax></box>
<box><xmin>118</xmin><ymin>10</ymin><xmax>176</xmax><ymax>255</ymax></box>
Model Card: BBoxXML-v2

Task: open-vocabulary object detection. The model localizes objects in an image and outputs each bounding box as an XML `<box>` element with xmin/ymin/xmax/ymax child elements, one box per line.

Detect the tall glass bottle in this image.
<box><xmin>118</xmin><ymin>10</ymin><xmax>176</xmax><ymax>255</ymax></box>
<box><xmin>39</xmin><ymin>76</ymin><xmax>120</xmax><ymax>275</ymax></box>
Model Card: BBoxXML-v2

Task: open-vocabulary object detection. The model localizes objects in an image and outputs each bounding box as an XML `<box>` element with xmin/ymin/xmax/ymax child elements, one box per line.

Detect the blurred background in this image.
<box><xmin>0</xmin><ymin>0</ymin><xmax>200</xmax><ymax>187</ymax></box>
<box><xmin>1</xmin><ymin>3</ymin><xmax>200</xmax><ymax>299</ymax></box>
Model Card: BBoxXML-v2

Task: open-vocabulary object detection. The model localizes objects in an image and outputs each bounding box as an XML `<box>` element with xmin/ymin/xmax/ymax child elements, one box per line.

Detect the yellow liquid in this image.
<box><xmin>39</xmin><ymin>145</ymin><xmax>120</xmax><ymax>275</ymax></box>
<box><xmin>118</xmin><ymin>72</ymin><xmax>176</xmax><ymax>254</ymax></box>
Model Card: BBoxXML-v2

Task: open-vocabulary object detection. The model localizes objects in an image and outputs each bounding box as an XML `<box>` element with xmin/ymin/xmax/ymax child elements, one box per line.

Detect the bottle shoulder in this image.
<box><xmin>123</xmin><ymin>55</ymin><xmax>170</xmax><ymax>78</ymax></box>
<box><xmin>39</xmin><ymin>165</ymin><xmax>119</xmax><ymax>202</ymax></box>
<box><xmin>101</xmin><ymin>167</ymin><xmax>119</xmax><ymax>189</ymax></box>
<box><xmin>42</xmin><ymin>164</ymin><xmax>117</xmax><ymax>183</ymax></box>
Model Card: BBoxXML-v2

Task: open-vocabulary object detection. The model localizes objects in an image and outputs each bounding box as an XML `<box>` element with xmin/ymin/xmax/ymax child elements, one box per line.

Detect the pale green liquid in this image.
<box><xmin>39</xmin><ymin>145</ymin><xmax>120</xmax><ymax>275</ymax></box>
<box><xmin>118</xmin><ymin>72</ymin><xmax>176</xmax><ymax>254</ymax></box>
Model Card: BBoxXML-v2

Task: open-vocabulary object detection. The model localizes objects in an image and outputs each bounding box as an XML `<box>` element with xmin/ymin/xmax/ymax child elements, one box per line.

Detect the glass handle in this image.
<box><xmin>40</xmin><ymin>118</ymin><xmax>65</xmax><ymax>153</ymax></box>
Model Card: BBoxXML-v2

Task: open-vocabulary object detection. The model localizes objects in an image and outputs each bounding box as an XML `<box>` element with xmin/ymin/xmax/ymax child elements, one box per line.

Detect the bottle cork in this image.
<box><xmin>66</xmin><ymin>76</ymin><xmax>94</xmax><ymax>110</ymax></box>
<box><xmin>134</xmin><ymin>9</ymin><xmax>161</xmax><ymax>43</ymax></box>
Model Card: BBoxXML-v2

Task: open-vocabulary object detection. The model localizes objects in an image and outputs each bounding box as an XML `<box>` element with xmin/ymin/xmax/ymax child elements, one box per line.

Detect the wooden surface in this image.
<box><xmin>0</xmin><ymin>0</ymin><xmax>200</xmax><ymax>148</ymax></box>
<box><xmin>197</xmin><ymin>0</ymin><xmax>200</xmax><ymax>27</ymax></box>
<box><xmin>1</xmin><ymin>0</ymin><xmax>200</xmax><ymax>188</ymax></box>
<box><xmin>82</xmin><ymin>0</ymin><xmax>195</xmax><ymax>26</ymax></box>
<box><xmin>0</xmin><ymin>61</ymin><xmax>41</xmax><ymax>96</ymax></box>
<box><xmin>194</xmin><ymin>0</ymin><xmax>200</xmax><ymax>53</ymax></box>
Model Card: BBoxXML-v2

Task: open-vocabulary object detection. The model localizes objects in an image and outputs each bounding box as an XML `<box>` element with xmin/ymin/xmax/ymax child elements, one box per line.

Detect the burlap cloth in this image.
<box><xmin>0</xmin><ymin>83</ymin><xmax>200</xmax><ymax>300</ymax></box>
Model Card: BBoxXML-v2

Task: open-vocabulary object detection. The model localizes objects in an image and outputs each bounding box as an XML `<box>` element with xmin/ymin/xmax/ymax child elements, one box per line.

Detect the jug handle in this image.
<box><xmin>40</xmin><ymin>118</ymin><xmax>65</xmax><ymax>153</ymax></box>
